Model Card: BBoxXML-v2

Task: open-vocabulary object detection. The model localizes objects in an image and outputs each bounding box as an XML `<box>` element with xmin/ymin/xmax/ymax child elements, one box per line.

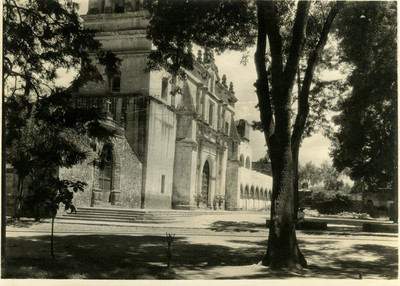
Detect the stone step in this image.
<box><xmin>70</xmin><ymin>209</ymin><xmax>150</xmax><ymax>217</ymax></box>
<box><xmin>59</xmin><ymin>207</ymin><xmax>189</xmax><ymax>224</ymax></box>
<box><xmin>62</xmin><ymin>212</ymin><xmax>166</xmax><ymax>221</ymax></box>
<box><xmin>59</xmin><ymin>207</ymin><xmax>262</xmax><ymax>225</ymax></box>
<box><xmin>56</xmin><ymin>215</ymin><xmax>168</xmax><ymax>224</ymax></box>
<box><xmin>75</xmin><ymin>207</ymin><xmax>230</xmax><ymax>216</ymax></box>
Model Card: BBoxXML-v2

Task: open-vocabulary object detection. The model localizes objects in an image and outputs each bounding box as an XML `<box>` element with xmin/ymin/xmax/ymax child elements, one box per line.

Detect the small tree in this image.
<box><xmin>26</xmin><ymin>173</ymin><xmax>86</xmax><ymax>262</ymax></box>
<box><xmin>319</xmin><ymin>161</ymin><xmax>346</xmax><ymax>192</ymax></box>
<box><xmin>298</xmin><ymin>162</ymin><xmax>321</xmax><ymax>189</ymax></box>
<box><xmin>4</xmin><ymin>0</ymin><xmax>119</xmax><ymax>260</ymax></box>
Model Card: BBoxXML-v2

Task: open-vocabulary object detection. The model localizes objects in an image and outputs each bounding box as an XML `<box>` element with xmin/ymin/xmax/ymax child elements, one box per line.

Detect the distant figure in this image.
<box><xmin>70</xmin><ymin>205</ymin><xmax>77</xmax><ymax>214</ymax></box>
<box><xmin>297</xmin><ymin>207</ymin><xmax>305</xmax><ymax>223</ymax></box>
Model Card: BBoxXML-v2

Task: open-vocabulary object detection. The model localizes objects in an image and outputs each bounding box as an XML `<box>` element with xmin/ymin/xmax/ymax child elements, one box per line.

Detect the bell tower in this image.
<box><xmin>82</xmin><ymin>0</ymin><xmax>151</xmax><ymax>95</ymax></box>
<box><xmin>88</xmin><ymin>0</ymin><xmax>143</xmax><ymax>15</ymax></box>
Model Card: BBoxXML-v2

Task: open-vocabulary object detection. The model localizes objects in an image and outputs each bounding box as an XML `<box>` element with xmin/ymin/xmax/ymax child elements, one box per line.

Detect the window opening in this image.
<box><xmin>161</xmin><ymin>77</ymin><xmax>169</xmax><ymax>99</ymax></box>
<box><xmin>111</xmin><ymin>76</ymin><xmax>121</xmax><ymax>92</ymax></box>
<box><xmin>161</xmin><ymin>175</ymin><xmax>166</xmax><ymax>193</ymax></box>
<box><xmin>209</xmin><ymin>102</ymin><xmax>214</xmax><ymax>125</ymax></box>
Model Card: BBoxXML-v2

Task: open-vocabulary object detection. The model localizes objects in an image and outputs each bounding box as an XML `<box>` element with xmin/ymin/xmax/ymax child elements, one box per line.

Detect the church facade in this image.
<box><xmin>58</xmin><ymin>0</ymin><xmax>272</xmax><ymax>211</ymax></box>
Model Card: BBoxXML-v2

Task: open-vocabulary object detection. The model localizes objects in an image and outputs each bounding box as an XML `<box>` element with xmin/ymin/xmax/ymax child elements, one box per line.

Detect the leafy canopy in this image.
<box><xmin>4</xmin><ymin>0</ymin><xmax>118</xmax><ymax>217</ymax></box>
<box><xmin>145</xmin><ymin>0</ymin><xmax>257</xmax><ymax>75</ymax></box>
<box><xmin>331</xmin><ymin>1</ymin><xmax>397</xmax><ymax>190</ymax></box>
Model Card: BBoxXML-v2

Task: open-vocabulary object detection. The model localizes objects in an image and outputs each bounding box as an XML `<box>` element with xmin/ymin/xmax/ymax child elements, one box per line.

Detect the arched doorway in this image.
<box><xmin>201</xmin><ymin>161</ymin><xmax>210</xmax><ymax>207</ymax></box>
<box><xmin>99</xmin><ymin>147</ymin><xmax>113</xmax><ymax>204</ymax></box>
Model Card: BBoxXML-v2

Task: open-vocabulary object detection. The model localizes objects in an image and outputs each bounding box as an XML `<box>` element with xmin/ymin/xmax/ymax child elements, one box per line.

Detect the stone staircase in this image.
<box><xmin>58</xmin><ymin>207</ymin><xmax>169</xmax><ymax>224</ymax></box>
<box><xmin>57</xmin><ymin>206</ymin><xmax>230</xmax><ymax>225</ymax></box>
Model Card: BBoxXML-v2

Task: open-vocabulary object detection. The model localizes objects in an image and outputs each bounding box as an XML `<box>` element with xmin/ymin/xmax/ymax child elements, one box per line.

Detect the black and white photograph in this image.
<box><xmin>2</xmin><ymin>0</ymin><xmax>398</xmax><ymax>282</ymax></box>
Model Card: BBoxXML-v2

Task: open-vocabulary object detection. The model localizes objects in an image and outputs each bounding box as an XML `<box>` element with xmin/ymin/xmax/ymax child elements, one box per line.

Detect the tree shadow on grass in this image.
<box><xmin>3</xmin><ymin>234</ymin><xmax>267</xmax><ymax>279</ymax></box>
<box><xmin>3</xmin><ymin>234</ymin><xmax>398</xmax><ymax>279</ymax></box>
<box><xmin>299</xmin><ymin>240</ymin><xmax>398</xmax><ymax>279</ymax></box>
<box><xmin>224</xmin><ymin>238</ymin><xmax>398</xmax><ymax>279</ymax></box>
<box><xmin>6</xmin><ymin>218</ymin><xmax>47</xmax><ymax>228</ymax></box>
<box><xmin>208</xmin><ymin>221</ymin><xmax>265</xmax><ymax>233</ymax></box>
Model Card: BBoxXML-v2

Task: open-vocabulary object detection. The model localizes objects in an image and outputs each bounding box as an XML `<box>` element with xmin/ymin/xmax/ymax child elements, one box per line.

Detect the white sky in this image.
<box><xmin>75</xmin><ymin>0</ymin><xmax>333</xmax><ymax>166</ymax></box>
<box><xmin>214</xmin><ymin>49</ymin><xmax>334</xmax><ymax>166</ymax></box>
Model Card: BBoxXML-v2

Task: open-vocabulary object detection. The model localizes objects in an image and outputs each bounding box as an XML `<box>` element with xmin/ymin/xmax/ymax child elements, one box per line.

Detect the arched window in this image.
<box><xmin>201</xmin><ymin>161</ymin><xmax>210</xmax><ymax>206</ymax></box>
<box><xmin>250</xmin><ymin>186</ymin><xmax>254</xmax><ymax>198</ymax></box>
<box><xmin>245</xmin><ymin>185</ymin><xmax>249</xmax><ymax>198</ymax></box>
<box><xmin>246</xmin><ymin>156</ymin><xmax>251</xmax><ymax>169</ymax></box>
<box><xmin>240</xmin><ymin>154</ymin><xmax>244</xmax><ymax>167</ymax></box>
<box><xmin>255</xmin><ymin>188</ymin><xmax>259</xmax><ymax>199</ymax></box>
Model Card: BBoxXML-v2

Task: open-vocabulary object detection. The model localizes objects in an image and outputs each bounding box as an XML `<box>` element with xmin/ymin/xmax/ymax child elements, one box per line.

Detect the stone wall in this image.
<box><xmin>238</xmin><ymin>140</ymin><xmax>252</xmax><ymax>169</ymax></box>
<box><xmin>172</xmin><ymin>140</ymin><xmax>198</xmax><ymax>209</ymax></box>
<box><xmin>59</xmin><ymin>134</ymin><xmax>142</xmax><ymax>208</ymax></box>
<box><xmin>59</xmin><ymin>153</ymin><xmax>96</xmax><ymax>208</ymax></box>
<box><xmin>143</xmin><ymin>101</ymin><xmax>176</xmax><ymax>209</ymax></box>
<box><xmin>225</xmin><ymin>161</ymin><xmax>240</xmax><ymax>210</ymax></box>
<box><xmin>113</xmin><ymin>135</ymin><xmax>143</xmax><ymax>208</ymax></box>
<box><xmin>238</xmin><ymin>167</ymin><xmax>272</xmax><ymax>211</ymax></box>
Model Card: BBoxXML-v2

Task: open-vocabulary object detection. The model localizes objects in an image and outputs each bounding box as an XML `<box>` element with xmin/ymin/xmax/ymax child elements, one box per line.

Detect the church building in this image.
<box><xmin>58</xmin><ymin>0</ymin><xmax>272</xmax><ymax>211</ymax></box>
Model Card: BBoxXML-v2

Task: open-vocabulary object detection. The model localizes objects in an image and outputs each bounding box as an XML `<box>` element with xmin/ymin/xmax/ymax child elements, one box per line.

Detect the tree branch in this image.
<box><xmin>291</xmin><ymin>1</ymin><xmax>346</xmax><ymax>149</ymax></box>
<box><xmin>263</xmin><ymin>1</ymin><xmax>284</xmax><ymax>79</ymax></box>
<box><xmin>255</xmin><ymin>1</ymin><xmax>274</xmax><ymax>148</ymax></box>
<box><xmin>283</xmin><ymin>1</ymin><xmax>311</xmax><ymax>92</ymax></box>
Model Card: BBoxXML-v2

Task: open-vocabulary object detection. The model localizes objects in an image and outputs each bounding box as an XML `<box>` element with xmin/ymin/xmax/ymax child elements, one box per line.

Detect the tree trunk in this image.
<box><xmin>256</xmin><ymin>0</ymin><xmax>310</xmax><ymax>270</ymax></box>
<box><xmin>262</xmin><ymin>132</ymin><xmax>306</xmax><ymax>269</ymax></box>
<box><xmin>51</xmin><ymin>214</ymin><xmax>55</xmax><ymax>264</ymax></box>
<box><xmin>292</xmin><ymin>145</ymin><xmax>301</xmax><ymax>213</ymax></box>
<box><xmin>291</xmin><ymin>0</ymin><xmax>345</xmax><ymax>214</ymax></box>
<box><xmin>13</xmin><ymin>177</ymin><xmax>23</xmax><ymax>220</ymax></box>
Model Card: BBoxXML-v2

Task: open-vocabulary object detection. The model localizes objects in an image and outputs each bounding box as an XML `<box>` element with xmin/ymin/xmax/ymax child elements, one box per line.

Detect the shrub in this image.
<box><xmin>337</xmin><ymin>211</ymin><xmax>370</xmax><ymax>219</ymax></box>
<box><xmin>310</xmin><ymin>191</ymin><xmax>351</xmax><ymax>214</ymax></box>
<box><xmin>377</xmin><ymin>205</ymin><xmax>388</xmax><ymax>212</ymax></box>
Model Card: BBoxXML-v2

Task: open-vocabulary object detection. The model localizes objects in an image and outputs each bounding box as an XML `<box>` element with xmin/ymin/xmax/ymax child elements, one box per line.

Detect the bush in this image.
<box><xmin>337</xmin><ymin>211</ymin><xmax>370</xmax><ymax>219</ymax></box>
<box><xmin>376</xmin><ymin>205</ymin><xmax>388</xmax><ymax>212</ymax></box>
<box><xmin>299</xmin><ymin>192</ymin><xmax>312</xmax><ymax>207</ymax></box>
<box><xmin>310</xmin><ymin>191</ymin><xmax>351</xmax><ymax>214</ymax></box>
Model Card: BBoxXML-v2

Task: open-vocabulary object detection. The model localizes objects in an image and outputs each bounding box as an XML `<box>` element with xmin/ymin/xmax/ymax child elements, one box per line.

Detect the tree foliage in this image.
<box><xmin>318</xmin><ymin>161</ymin><xmax>350</xmax><ymax>192</ymax></box>
<box><xmin>298</xmin><ymin>161</ymin><xmax>320</xmax><ymax>189</ymax></box>
<box><xmin>299</xmin><ymin>161</ymin><xmax>350</xmax><ymax>192</ymax></box>
<box><xmin>4</xmin><ymin>0</ymin><xmax>117</xmax><ymax>220</ymax></box>
<box><xmin>145</xmin><ymin>0</ymin><xmax>257</xmax><ymax>76</ymax></box>
<box><xmin>331</xmin><ymin>1</ymin><xmax>397</xmax><ymax>190</ymax></box>
<box><xmin>3</xmin><ymin>0</ymin><xmax>104</xmax><ymax>97</ymax></box>
<box><xmin>309</xmin><ymin>190</ymin><xmax>351</xmax><ymax>214</ymax></box>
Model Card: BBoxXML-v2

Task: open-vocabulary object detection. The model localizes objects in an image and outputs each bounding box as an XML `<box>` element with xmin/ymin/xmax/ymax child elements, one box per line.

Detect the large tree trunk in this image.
<box><xmin>256</xmin><ymin>0</ymin><xmax>344</xmax><ymax>270</ymax></box>
<box><xmin>256</xmin><ymin>0</ymin><xmax>310</xmax><ymax>269</ymax></box>
<box><xmin>262</xmin><ymin>128</ymin><xmax>306</xmax><ymax>269</ymax></box>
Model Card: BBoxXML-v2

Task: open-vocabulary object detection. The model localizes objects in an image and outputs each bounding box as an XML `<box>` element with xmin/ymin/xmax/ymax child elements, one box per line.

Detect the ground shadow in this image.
<box><xmin>6</xmin><ymin>218</ymin><xmax>48</xmax><ymax>228</ymax></box>
<box><xmin>208</xmin><ymin>221</ymin><xmax>265</xmax><ymax>233</ymax></box>
<box><xmin>299</xmin><ymin>240</ymin><xmax>398</xmax><ymax>279</ymax></box>
<box><xmin>3</xmin><ymin>233</ymin><xmax>398</xmax><ymax>279</ymax></box>
<box><xmin>3</xmin><ymin>234</ymin><xmax>266</xmax><ymax>279</ymax></box>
